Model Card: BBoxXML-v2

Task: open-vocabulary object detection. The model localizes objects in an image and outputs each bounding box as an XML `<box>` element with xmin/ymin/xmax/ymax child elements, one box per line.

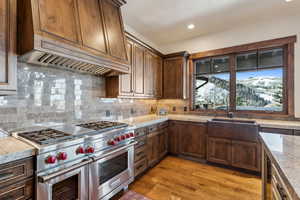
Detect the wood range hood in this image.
<box><xmin>17</xmin><ymin>0</ymin><xmax>130</xmax><ymax>76</ymax></box>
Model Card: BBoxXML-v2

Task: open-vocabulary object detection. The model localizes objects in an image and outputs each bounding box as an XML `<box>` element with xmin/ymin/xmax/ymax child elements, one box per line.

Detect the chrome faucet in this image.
<box><xmin>227</xmin><ymin>112</ymin><xmax>234</xmax><ymax>118</ymax></box>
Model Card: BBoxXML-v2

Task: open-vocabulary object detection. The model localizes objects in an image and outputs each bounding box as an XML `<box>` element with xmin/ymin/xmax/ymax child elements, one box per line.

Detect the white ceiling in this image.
<box><xmin>122</xmin><ymin>0</ymin><xmax>300</xmax><ymax>46</ymax></box>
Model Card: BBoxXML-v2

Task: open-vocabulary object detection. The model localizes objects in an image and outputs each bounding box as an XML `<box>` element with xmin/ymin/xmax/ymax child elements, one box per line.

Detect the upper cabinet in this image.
<box><xmin>0</xmin><ymin>0</ymin><xmax>17</xmax><ymax>95</ymax></box>
<box><xmin>17</xmin><ymin>0</ymin><xmax>129</xmax><ymax>76</ymax></box>
<box><xmin>107</xmin><ymin>34</ymin><xmax>163</xmax><ymax>99</ymax></box>
<box><xmin>163</xmin><ymin>52</ymin><xmax>189</xmax><ymax>99</ymax></box>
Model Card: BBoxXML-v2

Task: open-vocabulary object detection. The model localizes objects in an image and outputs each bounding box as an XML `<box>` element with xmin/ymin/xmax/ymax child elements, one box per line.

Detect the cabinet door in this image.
<box><xmin>163</xmin><ymin>57</ymin><xmax>184</xmax><ymax>99</ymax></box>
<box><xmin>232</xmin><ymin>141</ymin><xmax>261</xmax><ymax>171</ymax></box>
<box><xmin>101</xmin><ymin>0</ymin><xmax>127</xmax><ymax>61</ymax></box>
<box><xmin>38</xmin><ymin>0</ymin><xmax>80</xmax><ymax>43</ymax></box>
<box><xmin>179</xmin><ymin>123</ymin><xmax>207</xmax><ymax>159</ymax></box>
<box><xmin>77</xmin><ymin>0</ymin><xmax>107</xmax><ymax>53</ymax></box>
<box><xmin>147</xmin><ymin>133</ymin><xmax>159</xmax><ymax>167</ymax></box>
<box><xmin>119</xmin><ymin>40</ymin><xmax>133</xmax><ymax>96</ymax></box>
<box><xmin>207</xmin><ymin>137</ymin><xmax>232</xmax><ymax>165</ymax></box>
<box><xmin>133</xmin><ymin>44</ymin><xmax>145</xmax><ymax>96</ymax></box>
<box><xmin>157</xmin><ymin>130</ymin><xmax>167</xmax><ymax>159</ymax></box>
<box><xmin>144</xmin><ymin>51</ymin><xmax>155</xmax><ymax>97</ymax></box>
<box><xmin>0</xmin><ymin>0</ymin><xmax>17</xmax><ymax>94</ymax></box>
<box><xmin>0</xmin><ymin>178</ymin><xmax>33</xmax><ymax>200</ymax></box>
<box><xmin>168</xmin><ymin>121</ymin><xmax>180</xmax><ymax>155</ymax></box>
<box><xmin>154</xmin><ymin>56</ymin><xmax>163</xmax><ymax>98</ymax></box>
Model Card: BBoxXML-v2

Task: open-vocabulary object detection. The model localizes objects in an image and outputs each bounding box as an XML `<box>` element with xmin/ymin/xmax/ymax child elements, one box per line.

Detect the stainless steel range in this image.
<box><xmin>13</xmin><ymin>121</ymin><xmax>136</xmax><ymax>200</ymax></box>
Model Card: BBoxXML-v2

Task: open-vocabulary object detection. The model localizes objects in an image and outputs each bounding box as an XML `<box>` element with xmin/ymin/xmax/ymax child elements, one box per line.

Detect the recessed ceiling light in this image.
<box><xmin>285</xmin><ymin>0</ymin><xmax>293</xmax><ymax>2</ymax></box>
<box><xmin>187</xmin><ymin>24</ymin><xmax>195</xmax><ymax>30</ymax></box>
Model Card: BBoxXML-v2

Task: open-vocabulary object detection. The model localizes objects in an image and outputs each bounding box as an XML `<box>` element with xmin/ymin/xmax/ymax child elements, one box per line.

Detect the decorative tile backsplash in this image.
<box><xmin>0</xmin><ymin>63</ymin><xmax>157</xmax><ymax>132</ymax></box>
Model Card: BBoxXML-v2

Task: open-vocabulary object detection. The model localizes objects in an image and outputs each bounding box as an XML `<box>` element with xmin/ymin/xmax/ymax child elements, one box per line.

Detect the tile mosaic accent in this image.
<box><xmin>0</xmin><ymin>63</ymin><xmax>157</xmax><ymax>132</ymax></box>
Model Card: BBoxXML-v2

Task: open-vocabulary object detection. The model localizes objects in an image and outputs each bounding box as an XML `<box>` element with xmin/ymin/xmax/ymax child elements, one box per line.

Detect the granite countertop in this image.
<box><xmin>260</xmin><ymin>132</ymin><xmax>300</xmax><ymax>200</ymax></box>
<box><xmin>0</xmin><ymin>136</ymin><xmax>36</xmax><ymax>165</ymax></box>
<box><xmin>122</xmin><ymin>114</ymin><xmax>300</xmax><ymax>129</ymax></box>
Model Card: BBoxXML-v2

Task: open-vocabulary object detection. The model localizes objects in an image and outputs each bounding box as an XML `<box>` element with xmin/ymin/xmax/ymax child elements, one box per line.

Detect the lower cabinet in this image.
<box><xmin>231</xmin><ymin>141</ymin><xmax>261</xmax><ymax>171</ymax></box>
<box><xmin>168</xmin><ymin>121</ymin><xmax>207</xmax><ymax>160</ymax></box>
<box><xmin>179</xmin><ymin>122</ymin><xmax>207</xmax><ymax>159</ymax></box>
<box><xmin>207</xmin><ymin>137</ymin><xmax>261</xmax><ymax>172</ymax></box>
<box><xmin>147</xmin><ymin>131</ymin><xmax>159</xmax><ymax>167</ymax></box>
<box><xmin>207</xmin><ymin>137</ymin><xmax>232</xmax><ymax>165</ymax></box>
<box><xmin>0</xmin><ymin>157</ymin><xmax>34</xmax><ymax>200</ymax></box>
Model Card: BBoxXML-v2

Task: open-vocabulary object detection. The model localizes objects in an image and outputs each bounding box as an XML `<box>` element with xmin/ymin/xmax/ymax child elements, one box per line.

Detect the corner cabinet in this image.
<box><xmin>168</xmin><ymin>121</ymin><xmax>207</xmax><ymax>160</ymax></box>
<box><xmin>0</xmin><ymin>0</ymin><xmax>17</xmax><ymax>95</ymax></box>
<box><xmin>106</xmin><ymin>34</ymin><xmax>163</xmax><ymax>99</ymax></box>
<box><xmin>163</xmin><ymin>52</ymin><xmax>189</xmax><ymax>99</ymax></box>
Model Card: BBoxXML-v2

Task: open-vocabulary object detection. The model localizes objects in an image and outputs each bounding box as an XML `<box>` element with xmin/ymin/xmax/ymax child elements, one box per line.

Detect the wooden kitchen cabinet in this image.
<box><xmin>119</xmin><ymin>40</ymin><xmax>134</xmax><ymax>96</ymax></box>
<box><xmin>231</xmin><ymin>141</ymin><xmax>261</xmax><ymax>171</ymax></box>
<box><xmin>157</xmin><ymin>129</ymin><xmax>168</xmax><ymax>159</ymax></box>
<box><xmin>168</xmin><ymin>121</ymin><xmax>180</xmax><ymax>155</ymax></box>
<box><xmin>147</xmin><ymin>131</ymin><xmax>159</xmax><ymax>167</ymax></box>
<box><xmin>0</xmin><ymin>0</ymin><xmax>17</xmax><ymax>95</ymax></box>
<box><xmin>0</xmin><ymin>157</ymin><xmax>34</xmax><ymax>200</ymax></box>
<box><xmin>179</xmin><ymin>122</ymin><xmax>207</xmax><ymax>159</ymax></box>
<box><xmin>207</xmin><ymin>137</ymin><xmax>232</xmax><ymax>165</ymax></box>
<box><xmin>133</xmin><ymin>43</ymin><xmax>145</xmax><ymax>96</ymax></box>
<box><xmin>106</xmin><ymin>34</ymin><xmax>163</xmax><ymax>99</ymax></box>
<box><xmin>168</xmin><ymin>121</ymin><xmax>207</xmax><ymax>160</ymax></box>
<box><xmin>163</xmin><ymin>52</ymin><xmax>189</xmax><ymax>99</ymax></box>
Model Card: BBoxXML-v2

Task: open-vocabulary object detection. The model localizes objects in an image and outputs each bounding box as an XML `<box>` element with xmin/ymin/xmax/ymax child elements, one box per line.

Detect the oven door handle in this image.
<box><xmin>38</xmin><ymin>159</ymin><xmax>92</xmax><ymax>183</ymax></box>
<box><xmin>93</xmin><ymin>141</ymin><xmax>137</xmax><ymax>160</ymax></box>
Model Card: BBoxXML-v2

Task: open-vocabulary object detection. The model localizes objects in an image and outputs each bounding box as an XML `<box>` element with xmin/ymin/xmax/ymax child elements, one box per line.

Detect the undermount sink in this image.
<box><xmin>210</xmin><ymin>118</ymin><xmax>257</xmax><ymax>124</ymax></box>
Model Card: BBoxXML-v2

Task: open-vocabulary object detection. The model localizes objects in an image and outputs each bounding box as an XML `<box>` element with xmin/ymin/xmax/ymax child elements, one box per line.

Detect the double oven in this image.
<box><xmin>37</xmin><ymin>140</ymin><xmax>135</xmax><ymax>200</ymax></box>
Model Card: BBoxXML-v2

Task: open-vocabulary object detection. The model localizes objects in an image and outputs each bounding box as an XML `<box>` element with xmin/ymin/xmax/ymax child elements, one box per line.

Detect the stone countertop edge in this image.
<box><xmin>259</xmin><ymin>132</ymin><xmax>300</xmax><ymax>200</ymax></box>
<box><xmin>123</xmin><ymin>114</ymin><xmax>300</xmax><ymax>129</ymax></box>
<box><xmin>0</xmin><ymin>137</ymin><xmax>36</xmax><ymax>165</ymax></box>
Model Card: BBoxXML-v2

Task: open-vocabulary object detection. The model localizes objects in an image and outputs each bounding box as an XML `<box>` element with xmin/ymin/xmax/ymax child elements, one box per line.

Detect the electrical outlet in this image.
<box><xmin>105</xmin><ymin>110</ymin><xmax>111</xmax><ymax>117</ymax></box>
<box><xmin>172</xmin><ymin>106</ymin><xmax>176</xmax><ymax>112</ymax></box>
<box><xmin>184</xmin><ymin>106</ymin><xmax>187</xmax><ymax>112</ymax></box>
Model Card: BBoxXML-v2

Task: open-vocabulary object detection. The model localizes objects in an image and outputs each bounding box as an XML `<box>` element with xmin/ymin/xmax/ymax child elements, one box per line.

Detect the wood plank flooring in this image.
<box><xmin>129</xmin><ymin>156</ymin><xmax>261</xmax><ymax>200</ymax></box>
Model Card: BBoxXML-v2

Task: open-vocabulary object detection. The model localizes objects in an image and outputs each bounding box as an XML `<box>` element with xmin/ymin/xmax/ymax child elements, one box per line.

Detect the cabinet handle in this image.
<box><xmin>0</xmin><ymin>172</ymin><xmax>14</xmax><ymax>181</ymax></box>
<box><xmin>136</xmin><ymin>164</ymin><xmax>144</xmax><ymax>170</ymax></box>
<box><xmin>276</xmin><ymin>184</ymin><xmax>288</xmax><ymax>199</ymax></box>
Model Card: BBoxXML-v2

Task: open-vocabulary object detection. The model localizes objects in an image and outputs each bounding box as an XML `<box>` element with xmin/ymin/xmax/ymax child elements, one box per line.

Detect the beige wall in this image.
<box><xmin>160</xmin><ymin>14</ymin><xmax>300</xmax><ymax>118</ymax></box>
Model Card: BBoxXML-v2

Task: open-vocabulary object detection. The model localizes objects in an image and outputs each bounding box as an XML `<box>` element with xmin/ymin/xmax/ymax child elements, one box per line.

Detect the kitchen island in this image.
<box><xmin>260</xmin><ymin>132</ymin><xmax>300</xmax><ymax>200</ymax></box>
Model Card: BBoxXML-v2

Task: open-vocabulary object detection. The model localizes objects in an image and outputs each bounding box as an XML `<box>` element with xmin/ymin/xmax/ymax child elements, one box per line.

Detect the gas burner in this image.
<box><xmin>18</xmin><ymin>129</ymin><xmax>73</xmax><ymax>145</ymax></box>
<box><xmin>77</xmin><ymin>121</ymin><xmax>128</xmax><ymax>131</ymax></box>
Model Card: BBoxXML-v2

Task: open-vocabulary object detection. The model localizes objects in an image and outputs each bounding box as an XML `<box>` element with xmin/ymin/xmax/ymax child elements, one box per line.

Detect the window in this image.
<box><xmin>192</xmin><ymin>43</ymin><xmax>293</xmax><ymax>115</ymax></box>
<box><xmin>194</xmin><ymin>57</ymin><xmax>230</xmax><ymax>110</ymax></box>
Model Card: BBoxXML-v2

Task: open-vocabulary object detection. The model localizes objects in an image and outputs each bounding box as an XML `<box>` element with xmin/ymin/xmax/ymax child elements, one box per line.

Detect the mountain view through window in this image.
<box><xmin>194</xmin><ymin>48</ymin><xmax>284</xmax><ymax>112</ymax></box>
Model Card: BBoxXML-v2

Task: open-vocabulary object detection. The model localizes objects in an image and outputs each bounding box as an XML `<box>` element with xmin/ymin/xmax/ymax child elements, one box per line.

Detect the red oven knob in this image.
<box><xmin>129</xmin><ymin>133</ymin><xmax>134</xmax><ymax>137</ymax></box>
<box><xmin>121</xmin><ymin>135</ymin><xmax>126</xmax><ymax>140</ymax></box>
<box><xmin>85</xmin><ymin>147</ymin><xmax>95</xmax><ymax>154</ymax></box>
<box><xmin>114</xmin><ymin>136</ymin><xmax>121</xmax><ymax>142</ymax></box>
<box><xmin>76</xmin><ymin>146</ymin><xmax>85</xmax><ymax>154</ymax></box>
<box><xmin>125</xmin><ymin>134</ymin><xmax>130</xmax><ymax>139</ymax></box>
<box><xmin>108</xmin><ymin>140</ymin><xmax>117</xmax><ymax>146</ymax></box>
<box><xmin>57</xmin><ymin>152</ymin><xmax>68</xmax><ymax>161</ymax></box>
<box><xmin>45</xmin><ymin>155</ymin><xmax>57</xmax><ymax>164</ymax></box>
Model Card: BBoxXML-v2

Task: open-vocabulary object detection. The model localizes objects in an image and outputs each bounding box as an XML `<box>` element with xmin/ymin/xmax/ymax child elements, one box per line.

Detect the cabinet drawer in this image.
<box><xmin>135</xmin><ymin>127</ymin><xmax>147</xmax><ymax>138</ymax></box>
<box><xmin>0</xmin><ymin>157</ymin><xmax>34</xmax><ymax>187</ymax></box>
<box><xmin>0</xmin><ymin>178</ymin><xmax>33</xmax><ymax>200</ymax></box>
<box><xmin>148</xmin><ymin>124</ymin><xmax>158</xmax><ymax>133</ymax></box>
<box><xmin>158</xmin><ymin>122</ymin><xmax>168</xmax><ymax>129</ymax></box>
<box><xmin>134</xmin><ymin>158</ymin><xmax>147</xmax><ymax>177</ymax></box>
<box><xmin>271</xmin><ymin>165</ymin><xmax>292</xmax><ymax>200</ymax></box>
<box><xmin>135</xmin><ymin>135</ymin><xmax>147</xmax><ymax>148</ymax></box>
<box><xmin>135</xmin><ymin>145</ymin><xmax>147</xmax><ymax>162</ymax></box>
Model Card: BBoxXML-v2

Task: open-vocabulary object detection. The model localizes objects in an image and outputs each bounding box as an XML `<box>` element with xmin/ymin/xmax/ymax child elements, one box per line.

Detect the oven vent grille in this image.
<box><xmin>20</xmin><ymin>51</ymin><xmax>113</xmax><ymax>76</ymax></box>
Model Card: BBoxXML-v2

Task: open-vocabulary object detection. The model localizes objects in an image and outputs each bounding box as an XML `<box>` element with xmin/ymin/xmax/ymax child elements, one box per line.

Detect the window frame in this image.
<box><xmin>189</xmin><ymin>36</ymin><xmax>296</xmax><ymax>118</ymax></box>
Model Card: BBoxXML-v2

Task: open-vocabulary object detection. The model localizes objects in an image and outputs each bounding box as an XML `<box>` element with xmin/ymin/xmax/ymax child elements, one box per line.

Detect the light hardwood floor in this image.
<box><xmin>129</xmin><ymin>156</ymin><xmax>261</xmax><ymax>200</ymax></box>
